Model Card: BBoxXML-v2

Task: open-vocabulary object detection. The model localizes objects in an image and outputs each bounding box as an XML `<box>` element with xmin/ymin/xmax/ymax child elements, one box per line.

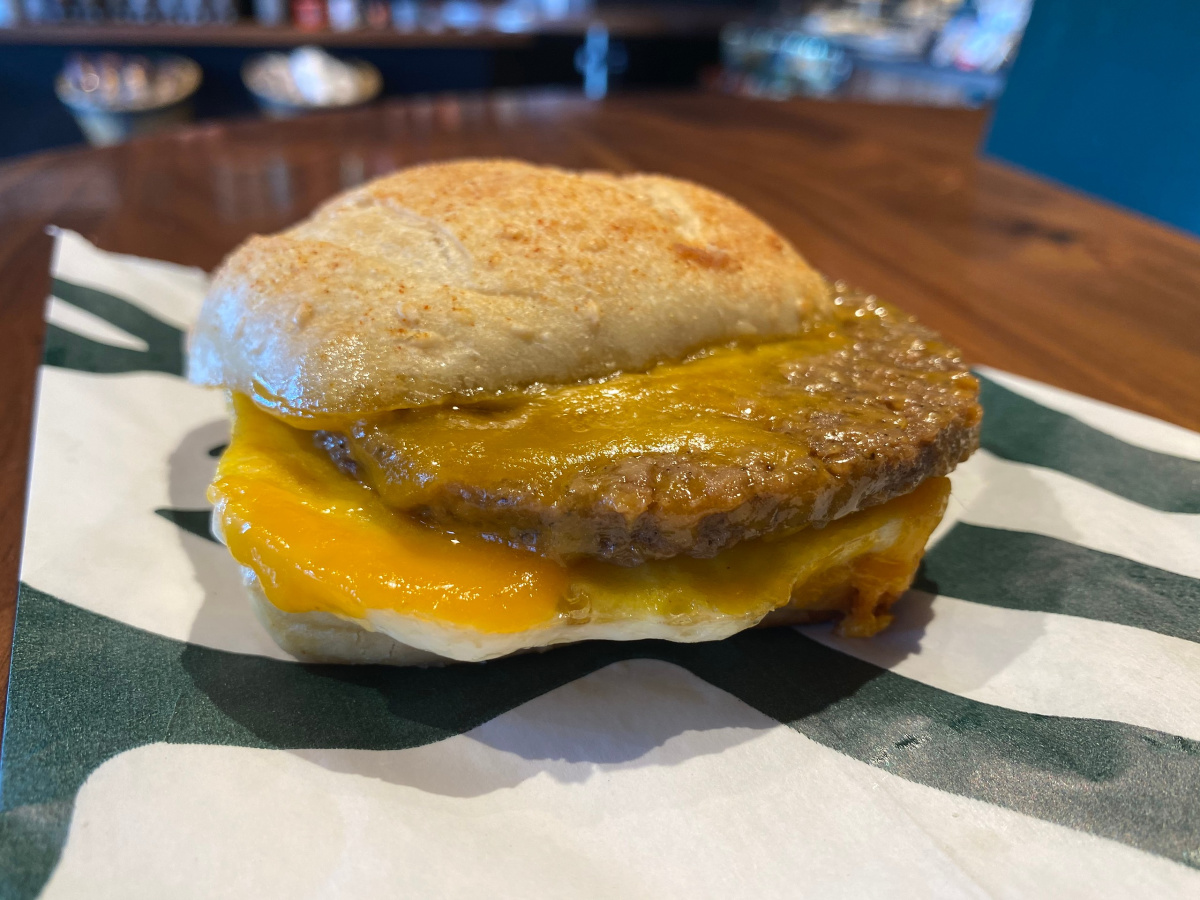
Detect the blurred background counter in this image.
<box><xmin>0</xmin><ymin>0</ymin><xmax>1032</xmax><ymax>159</ymax></box>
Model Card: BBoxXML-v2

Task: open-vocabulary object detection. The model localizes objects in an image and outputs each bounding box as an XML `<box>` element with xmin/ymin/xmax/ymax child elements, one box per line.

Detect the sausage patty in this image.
<box><xmin>320</xmin><ymin>288</ymin><xmax>981</xmax><ymax>565</ymax></box>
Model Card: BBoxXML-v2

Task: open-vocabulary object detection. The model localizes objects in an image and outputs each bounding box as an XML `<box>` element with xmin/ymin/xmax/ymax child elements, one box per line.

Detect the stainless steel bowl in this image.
<box><xmin>56</xmin><ymin>53</ymin><xmax>202</xmax><ymax>147</ymax></box>
<box><xmin>242</xmin><ymin>49</ymin><xmax>383</xmax><ymax>119</ymax></box>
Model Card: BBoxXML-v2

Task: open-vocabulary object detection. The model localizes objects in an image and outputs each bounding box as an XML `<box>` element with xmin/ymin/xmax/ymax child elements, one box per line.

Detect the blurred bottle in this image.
<box><xmin>493</xmin><ymin>0</ymin><xmax>536</xmax><ymax>33</ymax></box>
<box><xmin>174</xmin><ymin>0</ymin><xmax>213</xmax><ymax>23</ymax></box>
<box><xmin>327</xmin><ymin>0</ymin><xmax>360</xmax><ymax>30</ymax></box>
<box><xmin>292</xmin><ymin>0</ymin><xmax>325</xmax><ymax>29</ymax></box>
<box><xmin>389</xmin><ymin>0</ymin><xmax>417</xmax><ymax>30</ymax></box>
<box><xmin>73</xmin><ymin>0</ymin><xmax>105</xmax><ymax>21</ymax></box>
<box><xmin>22</xmin><ymin>0</ymin><xmax>65</xmax><ymax>21</ymax></box>
<box><xmin>252</xmin><ymin>0</ymin><xmax>288</xmax><ymax>23</ymax></box>
<box><xmin>441</xmin><ymin>0</ymin><xmax>482</xmax><ymax>30</ymax></box>
<box><xmin>363</xmin><ymin>0</ymin><xmax>388</xmax><ymax>28</ymax></box>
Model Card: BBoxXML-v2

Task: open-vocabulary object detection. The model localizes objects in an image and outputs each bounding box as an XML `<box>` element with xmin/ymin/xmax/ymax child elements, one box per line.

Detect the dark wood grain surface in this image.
<box><xmin>1</xmin><ymin>91</ymin><xmax>1198</xmax><ymax>732</ymax></box>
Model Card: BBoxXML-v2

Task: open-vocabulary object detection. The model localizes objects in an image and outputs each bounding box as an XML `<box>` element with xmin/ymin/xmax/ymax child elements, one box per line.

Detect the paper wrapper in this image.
<box><xmin>3</xmin><ymin>231</ymin><xmax>1200</xmax><ymax>898</ymax></box>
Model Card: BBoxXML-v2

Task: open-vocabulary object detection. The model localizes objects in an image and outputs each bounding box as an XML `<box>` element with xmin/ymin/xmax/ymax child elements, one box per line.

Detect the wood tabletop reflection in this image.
<box><xmin>1</xmin><ymin>90</ymin><xmax>1198</xmax><ymax>721</ymax></box>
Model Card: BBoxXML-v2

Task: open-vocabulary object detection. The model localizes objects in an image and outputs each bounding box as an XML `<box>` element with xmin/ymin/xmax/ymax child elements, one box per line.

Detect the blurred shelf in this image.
<box><xmin>0</xmin><ymin>8</ymin><xmax>742</xmax><ymax>46</ymax></box>
<box><xmin>0</xmin><ymin>23</ymin><xmax>531</xmax><ymax>47</ymax></box>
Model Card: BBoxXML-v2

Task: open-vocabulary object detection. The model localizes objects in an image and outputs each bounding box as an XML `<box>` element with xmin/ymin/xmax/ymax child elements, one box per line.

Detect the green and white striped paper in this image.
<box><xmin>2</xmin><ymin>230</ymin><xmax>1198</xmax><ymax>898</ymax></box>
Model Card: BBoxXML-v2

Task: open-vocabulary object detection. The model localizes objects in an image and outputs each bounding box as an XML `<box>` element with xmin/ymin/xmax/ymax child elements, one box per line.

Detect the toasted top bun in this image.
<box><xmin>188</xmin><ymin>159</ymin><xmax>831</xmax><ymax>418</ymax></box>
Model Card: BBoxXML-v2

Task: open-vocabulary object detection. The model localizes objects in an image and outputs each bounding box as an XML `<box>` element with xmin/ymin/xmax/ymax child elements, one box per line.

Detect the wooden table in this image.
<box><xmin>1</xmin><ymin>91</ymin><xmax>1198</xmax><ymax>725</ymax></box>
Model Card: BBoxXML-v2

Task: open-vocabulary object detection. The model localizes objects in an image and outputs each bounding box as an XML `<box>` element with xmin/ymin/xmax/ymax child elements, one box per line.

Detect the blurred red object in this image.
<box><xmin>292</xmin><ymin>0</ymin><xmax>328</xmax><ymax>31</ymax></box>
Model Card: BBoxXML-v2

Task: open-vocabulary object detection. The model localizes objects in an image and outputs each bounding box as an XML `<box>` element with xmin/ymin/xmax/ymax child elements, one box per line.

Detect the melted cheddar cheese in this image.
<box><xmin>210</xmin><ymin>394</ymin><xmax>949</xmax><ymax>661</ymax></box>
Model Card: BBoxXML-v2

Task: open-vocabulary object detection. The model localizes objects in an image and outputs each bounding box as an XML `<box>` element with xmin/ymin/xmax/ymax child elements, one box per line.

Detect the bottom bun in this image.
<box><xmin>246</xmin><ymin>571</ymin><xmax>453</xmax><ymax>666</ymax></box>
<box><xmin>243</xmin><ymin>567</ymin><xmax>906</xmax><ymax>668</ymax></box>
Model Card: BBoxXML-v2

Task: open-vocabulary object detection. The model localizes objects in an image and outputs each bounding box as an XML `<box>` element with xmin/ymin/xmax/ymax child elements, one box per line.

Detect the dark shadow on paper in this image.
<box><xmin>289</xmin><ymin>658</ymin><xmax>780</xmax><ymax>796</ymax></box>
<box><xmin>265</xmin><ymin>626</ymin><xmax>894</xmax><ymax>796</ymax></box>
<box><xmin>171</xmin><ymin>625</ymin><xmax>888</xmax><ymax>799</ymax></box>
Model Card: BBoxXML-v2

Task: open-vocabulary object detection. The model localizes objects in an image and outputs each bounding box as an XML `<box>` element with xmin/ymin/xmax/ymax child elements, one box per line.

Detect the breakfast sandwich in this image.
<box><xmin>190</xmin><ymin>159</ymin><xmax>981</xmax><ymax>665</ymax></box>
